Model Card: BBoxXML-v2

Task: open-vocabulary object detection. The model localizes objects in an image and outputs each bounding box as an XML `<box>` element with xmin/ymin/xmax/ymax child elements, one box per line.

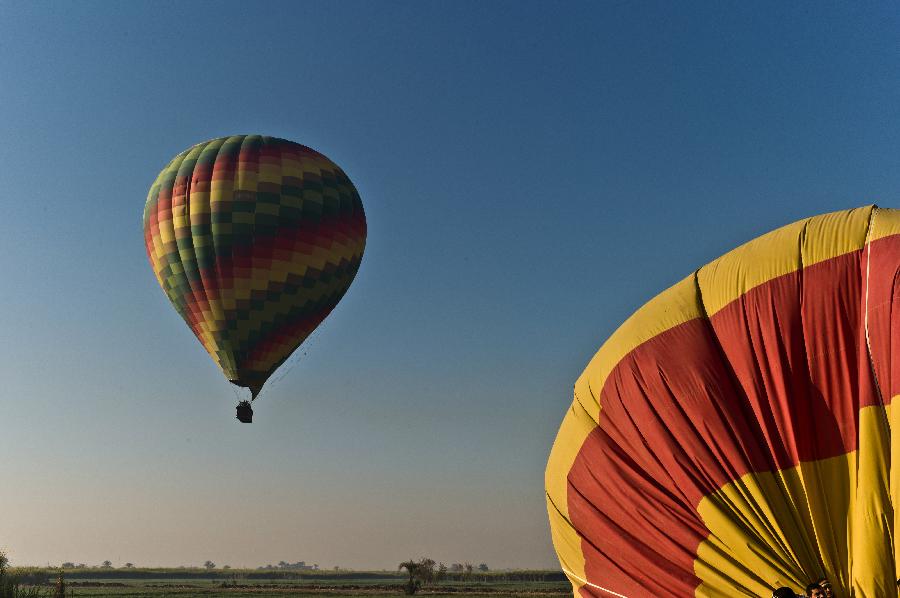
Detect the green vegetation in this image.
<box><xmin>0</xmin><ymin>552</ymin><xmax>50</xmax><ymax>598</ymax></box>
<box><xmin>0</xmin><ymin>563</ymin><xmax>568</xmax><ymax>598</ymax></box>
<box><xmin>398</xmin><ymin>558</ymin><xmax>434</xmax><ymax>594</ymax></box>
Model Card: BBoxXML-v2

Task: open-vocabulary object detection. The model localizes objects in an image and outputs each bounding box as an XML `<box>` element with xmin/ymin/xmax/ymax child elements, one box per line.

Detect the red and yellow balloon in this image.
<box><xmin>546</xmin><ymin>206</ymin><xmax>900</xmax><ymax>597</ymax></box>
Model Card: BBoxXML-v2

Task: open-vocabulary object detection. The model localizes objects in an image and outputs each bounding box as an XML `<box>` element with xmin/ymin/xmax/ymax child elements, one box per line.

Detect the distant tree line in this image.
<box><xmin>398</xmin><ymin>558</ymin><xmax>478</xmax><ymax>594</ymax></box>
<box><xmin>58</xmin><ymin>562</ymin><xmax>131</xmax><ymax>570</ymax></box>
<box><xmin>397</xmin><ymin>558</ymin><xmax>559</xmax><ymax>594</ymax></box>
<box><xmin>257</xmin><ymin>561</ymin><xmax>319</xmax><ymax>570</ymax></box>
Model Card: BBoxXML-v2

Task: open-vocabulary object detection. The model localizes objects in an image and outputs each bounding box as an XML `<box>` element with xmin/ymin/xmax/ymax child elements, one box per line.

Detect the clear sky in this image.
<box><xmin>1</xmin><ymin>0</ymin><xmax>900</xmax><ymax>570</ymax></box>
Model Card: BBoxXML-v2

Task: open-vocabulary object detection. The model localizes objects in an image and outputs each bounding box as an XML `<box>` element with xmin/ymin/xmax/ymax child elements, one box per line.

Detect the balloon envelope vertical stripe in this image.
<box><xmin>546</xmin><ymin>206</ymin><xmax>900</xmax><ymax>597</ymax></box>
<box><xmin>143</xmin><ymin>135</ymin><xmax>366</xmax><ymax>397</ymax></box>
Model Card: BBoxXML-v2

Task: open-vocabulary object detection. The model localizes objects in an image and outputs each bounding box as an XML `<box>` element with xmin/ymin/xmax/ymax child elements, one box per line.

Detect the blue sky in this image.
<box><xmin>1</xmin><ymin>0</ymin><xmax>900</xmax><ymax>569</ymax></box>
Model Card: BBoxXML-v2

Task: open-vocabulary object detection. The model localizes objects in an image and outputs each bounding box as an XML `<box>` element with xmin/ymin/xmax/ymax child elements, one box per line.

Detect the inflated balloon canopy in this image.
<box><xmin>143</xmin><ymin>135</ymin><xmax>366</xmax><ymax>409</ymax></box>
<box><xmin>546</xmin><ymin>206</ymin><xmax>900</xmax><ymax>597</ymax></box>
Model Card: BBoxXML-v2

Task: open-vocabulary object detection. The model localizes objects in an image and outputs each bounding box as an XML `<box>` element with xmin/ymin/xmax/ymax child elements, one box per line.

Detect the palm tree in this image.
<box><xmin>398</xmin><ymin>560</ymin><xmax>421</xmax><ymax>595</ymax></box>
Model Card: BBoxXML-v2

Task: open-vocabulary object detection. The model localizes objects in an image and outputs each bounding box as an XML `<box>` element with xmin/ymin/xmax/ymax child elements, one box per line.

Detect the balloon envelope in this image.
<box><xmin>546</xmin><ymin>206</ymin><xmax>900</xmax><ymax>597</ymax></box>
<box><xmin>143</xmin><ymin>135</ymin><xmax>366</xmax><ymax>398</ymax></box>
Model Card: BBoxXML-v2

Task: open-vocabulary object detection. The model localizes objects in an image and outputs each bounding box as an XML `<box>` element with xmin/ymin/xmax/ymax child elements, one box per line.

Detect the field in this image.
<box><xmin>7</xmin><ymin>569</ymin><xmax>571</xmax><ymax>598</ymax></box>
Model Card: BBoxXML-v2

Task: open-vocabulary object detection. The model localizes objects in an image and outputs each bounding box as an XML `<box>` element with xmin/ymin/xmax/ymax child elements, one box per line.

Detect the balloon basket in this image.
<box><xmin>236</xmin><ymin>400</ymin><xmax>253</xmax><ymax>423</ymax></box>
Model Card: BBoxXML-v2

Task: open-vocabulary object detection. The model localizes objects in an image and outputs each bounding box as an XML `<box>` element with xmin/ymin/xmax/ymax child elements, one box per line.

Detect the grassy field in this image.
<box><xmin>7</xmin><ymin>569</ymin><xmax>571</xmax><ymax>598</ymax></box>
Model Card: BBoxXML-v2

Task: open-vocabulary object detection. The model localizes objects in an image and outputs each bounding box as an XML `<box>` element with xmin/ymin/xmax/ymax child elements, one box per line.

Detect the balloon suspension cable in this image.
<box><xmin>235</xmin><ymin>384</ymin><xmax>258</xmax><ymax>423</ymax></box>
<box><xmin>265</xmin><ymin>329</ymin><xmax>320</xmax><ymax>391</ymax></box>
<box><xmin>249</xmin><ymin>383</ymin><xmax>263</xmax><ymax>402</ymax></box>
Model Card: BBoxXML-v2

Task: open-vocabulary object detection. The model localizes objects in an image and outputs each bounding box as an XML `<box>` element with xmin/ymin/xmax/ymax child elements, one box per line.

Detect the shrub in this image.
<box><xmin>0</xmin><ymin>553</ymin><xmax>50</xmax><ymax>598</ymax></box>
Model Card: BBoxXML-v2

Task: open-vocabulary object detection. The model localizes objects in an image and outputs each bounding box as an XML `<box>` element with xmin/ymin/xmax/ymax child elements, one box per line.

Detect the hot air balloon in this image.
<box><xmin>546</xmin><ymin>206</ymin><xmax>900</xmax><ymax>597</ymax></box>
<box><xmin>143</xmin><ymin>135</ymin><xmax>366</xmax><ymax>422</ymax></box>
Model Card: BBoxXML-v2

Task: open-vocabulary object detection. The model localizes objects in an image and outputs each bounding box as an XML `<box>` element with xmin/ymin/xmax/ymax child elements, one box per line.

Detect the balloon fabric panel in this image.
<box><xmin>143</xmin><ymin>135</ymin><xmax>366</xmax><ymax>396</ymax></box>
<box><xmin>546</xmin><ymin>206</ymin><xmax>900</xmax><ymax>597</ymax></box>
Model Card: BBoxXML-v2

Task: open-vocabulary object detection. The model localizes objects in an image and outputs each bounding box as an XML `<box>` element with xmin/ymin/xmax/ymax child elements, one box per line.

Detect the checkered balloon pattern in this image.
<box><xmin>143</xmin><ymin>135</ymin><xmax>366</xmax><ymax>397</ymax></box>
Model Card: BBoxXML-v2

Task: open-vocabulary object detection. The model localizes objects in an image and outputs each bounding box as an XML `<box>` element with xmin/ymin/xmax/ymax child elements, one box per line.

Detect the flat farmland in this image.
<box><xmin>10</xmin><ymin>570</ymin><xmax>571</xmax><ymax>598</ymax></box>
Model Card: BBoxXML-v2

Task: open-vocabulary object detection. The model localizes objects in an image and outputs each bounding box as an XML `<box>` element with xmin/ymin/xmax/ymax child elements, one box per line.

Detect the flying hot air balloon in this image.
<box><xmin>546</xmin><ymin>206</ymin><xmax>900</xmax><ymax>597</ymax></box>
<box><xmin>143</xmin><ymin>135</ymin><xmax>366</xmax><ymax>422</ymax></box>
